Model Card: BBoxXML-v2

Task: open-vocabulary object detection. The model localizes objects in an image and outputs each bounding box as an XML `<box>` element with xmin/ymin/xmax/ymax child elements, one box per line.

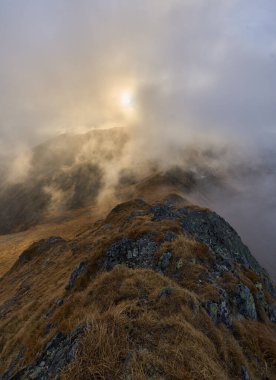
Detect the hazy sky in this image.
<box><xmin>0</xmin><ymin>0</ymin><xmax>276</xmax><ymax>152</ymax></box>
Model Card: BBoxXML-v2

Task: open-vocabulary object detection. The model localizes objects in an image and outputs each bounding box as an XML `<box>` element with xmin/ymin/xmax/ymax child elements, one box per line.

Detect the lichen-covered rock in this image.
<box><xmin>181</xmin><ymin>210</ymin><xmax>276</xmax><ymax>296</ymax></box>
<box><xmin>104</xmin><ymin>236</ymin><xmax>158</xmax><ymax>270</ymax></box>
<box><xmin>182</xmin><ymin>212</ymin><xmax>254</xmax><ymax>270</ymax></box>
<box><xmin>150</xmin><ymin>201</ymin><xmax>188</xmax><ymax>222</ymax></box>
<box><xmin>234</xmin><ymin>284</ymin><xmax>257</xmax><ymax>320</ymax></box>
<box><xmin>206</xmin><ymin>301</ymin><xmax>219</xmax><ymax>322</ymax></box>
<box><xmin>176</xmin><ymin>258</ymin><xmax>183</xmax><ymax>270</ymax></box>
<box><xmin>205</xmin><ymin>300</ymin><xmax>232</xmax><ymax>327</ymax></box>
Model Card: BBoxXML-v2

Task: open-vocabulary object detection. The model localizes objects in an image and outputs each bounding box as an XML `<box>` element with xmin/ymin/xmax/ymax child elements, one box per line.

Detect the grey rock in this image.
<box><xmin>47</xmin><ymin>237</ymin><xmax>64</xmax><ymax>245</ymax></box>
<box><xmin>66</xmin><ymin>262</ymin><xmax>87</xmax><ymax>290</ymax></box>
<box><xmin>159</xmin><ymin>252</ymin><xmax>172</xmax><ymax>271</ymax></box>
<box><xmin>181</xmin><ymin>210</ymin><xmax>276</xmax><ymax>297</ymax></box>
<box><xmin>254</xmin><ymin>285</ymin><xmax>273</xmax><ymax>320</ymax></box>
<box><xmin>150</xmin><ymin>202</ymin><xmax>188</xmax><ymax>222</ymax></box>
<box><xmin>234</xmin><ymin>285</ymin><xmax>257</xmax><ymax>320</ymax></box>
<box><xmin>150</xmin><ymin>203</ymin><xmax>178</xmax><ymax>221</ymax></box>
<box><xmin>176</xmin><ymin>258</ymin><xmax>183</xmax><ymax>270</ymax></box>
<box><xmin>206</xmin><ymin>302</ymin><xmax>219</xmax><ymax>323</ymax></box>
<box><xmin>268</xmin><ymin>304</ymin><xmax>276</xmax><ymax>323</ymax></box>
<box><xmin>241</xmin><ymin>366</ymin><xmax>250</xmax><ymax>380</ymax></box>
<box><xmin>164</xmin><ymin>231</ymin><xmax>177</xmax><ymax>242</ymax></box>
<box><xmin>127</xmin><ymin>248</ymin><xmax>138</xmax><ymax>259</ymax></box>
<box><xmin>56</xmin><ymin>299</ymin><xmax>64</xmax><ymax>307</ymax></box>
<box><xmin>219</xmin><ymin>301</ymin><xmax>232</xmax><ymax>328</ymax></box>
<box><xmin>205</xmin><ymin>299</ymin><xmax>232</xmax><ymax>328</ymax></box>
<box><xmin>104</xmin><ymin>236</ymin><xmax>158</xmax><ymax>271</ymax></box>
<box><xmin>9</xmin><ymin>328</ymin><xmax>83</xmax><ymax>380</ymax></box>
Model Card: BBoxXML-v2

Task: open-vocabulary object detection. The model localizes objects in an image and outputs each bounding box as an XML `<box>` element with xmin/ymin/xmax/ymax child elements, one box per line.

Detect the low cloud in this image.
<box><xmin>0</xmin><ymin>1</ymin><xmax>276</xmax><ymax>277</ymax></box>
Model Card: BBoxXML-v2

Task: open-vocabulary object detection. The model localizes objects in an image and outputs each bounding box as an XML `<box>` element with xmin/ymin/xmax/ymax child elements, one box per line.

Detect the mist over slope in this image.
<box><xmin>0</xmin><ymin>127</ymin><xmax>275</xmax><ymax>280</ymax></box>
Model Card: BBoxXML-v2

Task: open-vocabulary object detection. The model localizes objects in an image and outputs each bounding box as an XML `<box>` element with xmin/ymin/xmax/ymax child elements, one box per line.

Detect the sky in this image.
<box><xmin>0</xmin><ymin>0</ymin><xmax>275</xmax><ymax>151</ymax></box>
<box><xmin>0</xmin><ymin>1</ymin><xmax>276</xmax><ymax>276</ymax></box>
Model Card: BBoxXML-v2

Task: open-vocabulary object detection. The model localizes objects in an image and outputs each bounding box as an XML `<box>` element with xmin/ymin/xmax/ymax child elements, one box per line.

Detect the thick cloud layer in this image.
<box><xmin>1</xmin><ymin>1</ymin><xmax>275</xmax><ymax>148</ymax></box>
<box><xmin>0</xmin><ymin>1</ymin><xmax>276</xmax><ymax>277</ymax></box>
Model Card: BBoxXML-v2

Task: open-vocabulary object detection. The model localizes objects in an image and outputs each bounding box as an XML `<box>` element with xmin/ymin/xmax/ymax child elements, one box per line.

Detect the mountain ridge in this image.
<box><xmin>0</xmin><ymin>193</ymin><xmax>275</xmax><ymax>379</ymax></box>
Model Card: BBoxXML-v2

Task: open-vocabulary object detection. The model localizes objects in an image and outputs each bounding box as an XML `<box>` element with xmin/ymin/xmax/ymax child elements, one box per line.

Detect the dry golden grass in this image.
<box><xmin>0</xmin><ymin>196</ymin><xmax>275</xmax><ymax>380</ymax></box>
<box><xmin>0</xmin><ymin>207</ymin><xmax>96</xmax><ymax>278</ymax></box>
<box><xmin>233</xmin><ymin>320</ymin><xmax>276</xmax><ymax>379</ymax></box>
<box><xmin>58</xmin><ymin>266</ymin><xmax>259</xmax><ymax>380</ymax></box>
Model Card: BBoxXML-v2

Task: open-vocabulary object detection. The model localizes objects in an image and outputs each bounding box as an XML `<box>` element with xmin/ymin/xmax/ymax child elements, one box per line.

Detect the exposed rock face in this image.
<box><xmin>241</xmin><ymin>366</ymin><xmax>251</xmax><ymax>380</ymax></box>
<box><xmin>102</xmin><ymin>197</ymin><xmax>276</xmax><ymax>326</ymax></box>
<box><xmin>182</xmin><ymin>211</ymin><xmax>266</xmax><ymax>276</ymax></box>
<box><xmin>104</xmin><ymin>237</ymin><xmax>158</xmax><ymax>271</ymax></box>
<box><xmin>65</xmin><ymin>261</ymin><xmax>87</xmax><ymax>290</ymax></box>
<box><xmin>234</xmin><ymin>284</ymin><xmax>257</xmax><ymax>320</ymax></box>
<box><xmin>206</xmin><ymin>300</ymin><xmax>232</xmax><ymax>327</ymax></box>
<box><xmin>269</xmin><ymin>304</ymin><xmax>276</xmax><ymax>322</ymax></box>
<box><xmin>151</xmin><ymin>199</ymin><xmax>275</xmax><ymax>297</ymax></box>
<box><xmin>6</xmin><ymin>328</ymin><xmax>83</xmax><ymax>380</ymax></box>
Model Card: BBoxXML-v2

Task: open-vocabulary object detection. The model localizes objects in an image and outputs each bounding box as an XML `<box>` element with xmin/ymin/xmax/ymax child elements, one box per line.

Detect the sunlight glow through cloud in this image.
<box><xmin>120</xmin><ymin>91</ymin><xmax>133</xmax><ymax>109</ymax></box>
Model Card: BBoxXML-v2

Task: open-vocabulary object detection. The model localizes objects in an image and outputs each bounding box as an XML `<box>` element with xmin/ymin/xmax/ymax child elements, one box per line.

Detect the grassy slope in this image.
<box><xmin>0</xmin><ymin>195</ymin><xmax>275</xmax><ymax>379</ymax></box>
<box><xmin>0</xmin><ymin>207</ymin><xmax>98</xmax><ymax>278</ymax></box>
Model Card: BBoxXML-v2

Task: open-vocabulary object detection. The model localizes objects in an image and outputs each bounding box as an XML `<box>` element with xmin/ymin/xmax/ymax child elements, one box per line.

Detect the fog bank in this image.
<box><xmin>0</xmin><ymin>1</ymin><xmax>275</xmax><ymax>277</ymax></box>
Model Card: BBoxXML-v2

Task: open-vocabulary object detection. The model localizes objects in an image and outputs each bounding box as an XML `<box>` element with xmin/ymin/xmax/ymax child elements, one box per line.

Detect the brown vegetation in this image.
<box><xmin>0</xmin><ymin>195</ymin><xmax>275</xmax><ymax>379</ymax></box>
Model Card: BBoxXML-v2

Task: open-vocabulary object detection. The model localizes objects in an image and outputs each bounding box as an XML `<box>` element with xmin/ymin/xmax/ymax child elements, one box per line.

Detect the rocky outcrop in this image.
<box><xmin>182</xmin><ymin>210</ymin><xmax>270</xmax><ymax>280</ymax></box>
<box><xmin>103</xmin><ymin>197</ymin><xmax>276</xmax><ymax>326</ymax></box>
<box><xmin>65</xmin><ymin>262</ymin><xmax>87</xmax><ymax>290</ymax></box>
<box><xmin>233</xmin><ymin>284</ymin><xmax>257</xmax><ymax>320</ymax></box>
<box><xmin>104</xmin><ymin>237</ymin><xmax>158</xmax><ymax>271</ymax></box>
<box><xmin>6</xmin><ymin>328</ymin><xmax>83</xmax><ymax>380</ymax></box>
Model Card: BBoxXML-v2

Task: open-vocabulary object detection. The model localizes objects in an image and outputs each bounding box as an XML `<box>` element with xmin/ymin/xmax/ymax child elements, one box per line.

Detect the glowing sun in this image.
<box><xmin>120</xmin><ymin>91</ymin><xmax>133</xmax><ymax>109</ymax></box>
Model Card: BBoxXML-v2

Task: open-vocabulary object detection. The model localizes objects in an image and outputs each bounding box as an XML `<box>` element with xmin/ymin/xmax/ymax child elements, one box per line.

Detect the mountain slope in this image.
<box><xmin>1</xmin><ymin>127</ymin><xmax>276</xmax><ymax>282</ymax></box>
<box><xmin>0</xmin><ymin>194</ymin><xmax>275</xmax><ymax>380</ymax></box>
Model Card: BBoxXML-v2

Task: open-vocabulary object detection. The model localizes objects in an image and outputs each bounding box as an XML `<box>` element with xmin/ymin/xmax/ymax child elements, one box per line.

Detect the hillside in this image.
<box><xmin>0</xmin><ymin>128</ymin><xmax>249</xmax><ymax>236</ymax></box>
<box><xmin>0</xmin><ymin>193</ymin><xmax>275</xmax><ymax>380</ymax></box>
<box><xmin>0</xmin><ymin>128</ymin><xmax>130</xmax><ymax>235</ymax></box>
